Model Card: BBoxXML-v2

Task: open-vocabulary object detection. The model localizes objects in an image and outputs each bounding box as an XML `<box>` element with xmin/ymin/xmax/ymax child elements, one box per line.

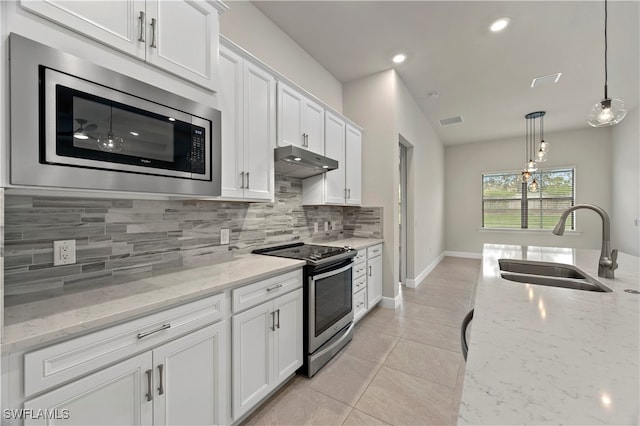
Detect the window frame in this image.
<box><xmin>481</xmin><ymin>167</ymin><xmax>576</xmax><ymax>231</ymax></box>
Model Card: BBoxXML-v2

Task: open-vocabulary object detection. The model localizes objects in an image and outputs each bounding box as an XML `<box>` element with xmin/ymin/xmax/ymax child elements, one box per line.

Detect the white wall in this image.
<box><xmin>395</xmin><ymin>74</ymin><xmax>445</xmax><ymax>284</ymax></box>
<box><xmin>445</xmin><ymin>127</ymin><xmax>612</xmax><ymax>254</ymax></box>
<box><xmin>219</xmin><ymin>1</ymin><xmax>343</xmax><ymax>113</ymax></box>
<box><xmin>344</xmin><ymin>69</ymin><xmax>446</xmax><ymax>300</ymax></box>
<box><xmin>611</xmin><ymin>107</ymin><xmax>639</xmax><ymax>256</ymax></box>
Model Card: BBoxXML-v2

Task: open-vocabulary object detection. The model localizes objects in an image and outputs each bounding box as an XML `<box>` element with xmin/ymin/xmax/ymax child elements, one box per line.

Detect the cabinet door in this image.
<box><xmin>302</xmin><ymin>98</ymin><xmax>325</xmax><ymax>154</ymax></box>
<box><xmin>145</xmin><ymin>0</ymin><xmax>220</xmax><ymax>90</ymax></box>
<box><xmin>324</xmin><ymin>111</ymin><xmax>347</xmax><ymax>205</ymax></box>
<box><xmin>367</xmin><ymin>254</ymin><xmax>383</xmax><ymax>307</ymax></box>
<box><xmin>243</xmin><ymin>62</ymin><xmax>276</xmax><ymax>201</ymax></box>
<box><xmin>273</xmin><ymin>289</ymin><xmax>304</xmax><ymax>384</ymax></box>
<box><xmin>19</xmin><ymin>0</ymin><xmax>146</xmax><ymax>59</ymax></box>
<box><xmin>232</xmin><ymin>302</ymin><xmax>273</xmax><ymax>420</ymax></box>
<box><xmin>219</xmin><ymin>46</ymin><xmax>245</xmax><ymax>199</ymax></box>
<box><xmin>277</xmin><ymin>83</ymin><xmax>304</xmax><ymax>148</ymax></box>
<box><xmin>23</xmin><ymin>353</ymin><xmax>153</xmax><ymax>426</ymax></box>
<box><xmin>153</xmin><ymin>322</ymin><xmax>226</xmax><ymax>426</ymax></box>
<box><xmin>345</xmin><ymin>125</ymin><xmax>362</xmax><ymax>206</ymax></box>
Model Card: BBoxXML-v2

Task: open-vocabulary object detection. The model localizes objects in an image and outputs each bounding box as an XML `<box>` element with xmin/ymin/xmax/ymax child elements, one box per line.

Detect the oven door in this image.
<box><xmin>308</xmin><ymin>260</ymin><xmax>354</xmax><ymax>354</ymax></box>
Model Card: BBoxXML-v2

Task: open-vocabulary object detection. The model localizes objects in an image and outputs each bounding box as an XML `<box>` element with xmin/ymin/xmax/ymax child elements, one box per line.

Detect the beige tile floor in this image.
<box><xmin>242</xmin><ymin>256</ymin><xmax>480</xmax><ymax>426</ymax></box>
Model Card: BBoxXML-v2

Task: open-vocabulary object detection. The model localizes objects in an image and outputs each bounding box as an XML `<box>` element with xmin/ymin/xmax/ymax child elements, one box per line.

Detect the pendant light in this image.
<box><xmin>522</xmin><ymin>111</ymin><xmax>547</xmax><ymax>192</ymax></box>
<box><xmin>587</xmin><ymin>0</ymin><xmax>626</xmax><ymax>127</ymax></box>
<box><xmin>97</xmin><ymin>105</ymin><xmax>125</xmax><ymax>152</ymax></box>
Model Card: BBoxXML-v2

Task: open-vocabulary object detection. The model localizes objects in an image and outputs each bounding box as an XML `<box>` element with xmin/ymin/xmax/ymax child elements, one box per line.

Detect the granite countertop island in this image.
<box><xmin>458</xmin><ymin>243</ymin><xmax>640</xmax><ymax>425</ymax></box>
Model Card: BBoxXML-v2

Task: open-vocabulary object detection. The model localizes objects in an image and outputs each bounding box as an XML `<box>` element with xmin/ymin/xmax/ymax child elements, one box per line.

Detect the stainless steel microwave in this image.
<box><xmin>9</xmin><ymin>34</ymin><xmax>221</xmax><ymax>196</ymax></box>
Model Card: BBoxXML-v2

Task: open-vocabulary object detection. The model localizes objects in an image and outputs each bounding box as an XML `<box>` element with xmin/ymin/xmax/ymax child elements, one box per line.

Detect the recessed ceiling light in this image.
<box><xmin>489</xmin><ymin>17</ymin><xmax>510</xmax><ymax>32</ymax></box>
<box><xmin>392</xmin><ymin>53</ymin><xmax>406</xmax><ymax>64</ymax></box>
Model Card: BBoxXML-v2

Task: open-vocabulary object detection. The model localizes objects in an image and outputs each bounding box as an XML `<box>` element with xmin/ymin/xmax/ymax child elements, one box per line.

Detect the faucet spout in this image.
<box><xmin>552</xmin><ymin>204</ymin><xmax>618</xmax><ymax>278</ymax></box>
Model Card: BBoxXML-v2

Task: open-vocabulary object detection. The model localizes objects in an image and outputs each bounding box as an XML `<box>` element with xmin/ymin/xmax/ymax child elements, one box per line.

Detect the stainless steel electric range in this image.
<box><xmin>253</xmin><ymin>243</ymin><xmax>357</xmax><ymax>377</ymax></box>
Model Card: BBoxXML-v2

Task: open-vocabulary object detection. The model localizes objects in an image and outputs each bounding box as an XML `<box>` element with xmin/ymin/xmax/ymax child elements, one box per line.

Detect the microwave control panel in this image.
<box><xmin>191</xmin><ymin>126</ymin><xmax>206</xmax><ymax>174</ymax></box>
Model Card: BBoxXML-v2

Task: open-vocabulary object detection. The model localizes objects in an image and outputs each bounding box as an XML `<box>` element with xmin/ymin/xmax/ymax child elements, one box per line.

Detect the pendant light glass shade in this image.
<box><xmin>587</xmin><ymin>98</ymin><xmax>627</xmax><ymax>127</ymax></box>
<box><xmin>523</xmin><ymin>111</ymin><xmax>547</xmax><ymax>175</ymax></box>
<box><xmin>528</xmin><ymin>178</ymin><xmax>539</xmax><ymax>193</ymax></box>
<box><xmin>97</xmin><ymin>105</ymin><xmax>125</xmax><ymax>152</ymax></box>
<box><xmin>521</xmin><ymin>170</ymin><xmax>531</xmax><ymax>183</ymax></box>
<box><xmin>587</xmin><ymin>0</ymin><xmax>626</xmax><ymax>127</ymax></box>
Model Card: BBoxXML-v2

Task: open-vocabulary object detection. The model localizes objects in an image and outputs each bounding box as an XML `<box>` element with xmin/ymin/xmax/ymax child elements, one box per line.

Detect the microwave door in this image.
<box><xmin>45</xmin><ymin>68</ymin><xmax>209</xmax><ymax>180</ymax></box>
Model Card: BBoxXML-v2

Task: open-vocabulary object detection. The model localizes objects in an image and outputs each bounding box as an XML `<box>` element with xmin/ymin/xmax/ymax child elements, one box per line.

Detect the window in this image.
<box><xmin>482</xmin><ymin>168</ymin><xmax>575</xmax><ymax>230</ymax></box>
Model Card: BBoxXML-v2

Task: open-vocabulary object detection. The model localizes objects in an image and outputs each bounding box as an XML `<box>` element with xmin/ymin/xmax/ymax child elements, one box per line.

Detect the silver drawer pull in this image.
<box><xmin>266</xmin><ymin>283</ymin><xmax>284</xmax><ymax>292</ymax></box>
<box><xmin>137</xmin><ymin>11</ymin><xmax>145</xmax><ymax>42</ymax></box>
<box><xmin>145</xmin><ymin>369</ymin><xmax>153</xmax><ymax>402</ymax></box>
<box><xmin>137</xmin><ymin>323</ymin><xmax>171</xmax><ymax>339</ymax></box>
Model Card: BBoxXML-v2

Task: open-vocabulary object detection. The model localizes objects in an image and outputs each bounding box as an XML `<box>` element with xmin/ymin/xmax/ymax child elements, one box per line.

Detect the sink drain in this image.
<box><xmin>624</xmin><ymin>289</ymin><xmax>640</xmax><ymax>295</ymax></box>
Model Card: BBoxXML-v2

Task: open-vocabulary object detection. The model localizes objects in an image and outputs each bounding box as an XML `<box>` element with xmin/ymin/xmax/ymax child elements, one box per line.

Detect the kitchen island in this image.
<box><xmin>458</xmin><ymin>244</ymin><xmax>640</xmax><ymax>425</ymax></box>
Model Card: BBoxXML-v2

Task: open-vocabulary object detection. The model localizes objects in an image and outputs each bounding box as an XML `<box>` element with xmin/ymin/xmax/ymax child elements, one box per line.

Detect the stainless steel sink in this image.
<box><xmin>498</xmin><ymin>259</ymin><xmax>612</xmax><ymax>292</ymax></box>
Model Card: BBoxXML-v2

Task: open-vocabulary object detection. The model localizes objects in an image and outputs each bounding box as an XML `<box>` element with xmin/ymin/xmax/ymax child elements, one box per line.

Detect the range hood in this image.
<box><xmin>274</xmin><ymin>145</ymin><xmax>338</xmax><ymax>179</ymax></box>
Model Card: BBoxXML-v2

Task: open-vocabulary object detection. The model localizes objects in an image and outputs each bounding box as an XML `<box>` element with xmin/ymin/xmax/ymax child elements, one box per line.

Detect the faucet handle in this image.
<box><xmin>611</xmin><ymin>249</ymin><xmax>619</xmax><ymax>270</ymax></box>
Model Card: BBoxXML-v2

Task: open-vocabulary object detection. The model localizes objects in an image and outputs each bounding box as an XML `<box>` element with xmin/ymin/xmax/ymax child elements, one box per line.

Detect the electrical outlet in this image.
<box><xmin>220</xmin><ymin>228</ymin><xmax>230</xmax><ymax>245</ymax></box>
<box><xmin>313</xmin><ymin>222</ymin><xmax>319</xmax><ymax>233</ymax></box>
<box><xmin>53</xmin><ymin>240</ymin><xmax>76</xmax><ymax>266</ymax></box>
<box><xmin>324</xmin><ymin>222</ymin><xmax>329</xmax><ymax>231</ymax></box>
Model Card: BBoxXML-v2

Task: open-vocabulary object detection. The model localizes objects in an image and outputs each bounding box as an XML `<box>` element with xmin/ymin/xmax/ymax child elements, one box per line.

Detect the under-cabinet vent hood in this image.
<box><xmin>274</xmin><ymin>145</ymin><xmax>338</xmax><ymax>179</ymax></box>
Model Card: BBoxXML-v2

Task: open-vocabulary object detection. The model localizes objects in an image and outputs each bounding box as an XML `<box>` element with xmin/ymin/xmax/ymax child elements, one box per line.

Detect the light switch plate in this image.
<box><xmin>220</xmin><ymin>228</ymin><xmax>230</xmax><ymax>245</ymax></box>
<box><xmin>53</xmin><ymin>240</ymin><xmax>76</xmax><ymax>266</ymax></box>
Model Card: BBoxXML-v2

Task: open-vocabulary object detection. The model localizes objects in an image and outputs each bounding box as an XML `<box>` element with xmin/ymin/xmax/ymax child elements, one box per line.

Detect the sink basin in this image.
<box><xmin>498</xmin><ymin>259</ymin><xmax>612</xmax><ymax>292</ymax></box>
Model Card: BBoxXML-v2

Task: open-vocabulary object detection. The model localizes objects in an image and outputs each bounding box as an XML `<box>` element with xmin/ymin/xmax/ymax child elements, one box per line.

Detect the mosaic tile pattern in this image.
<box><xmin>4</xmin><ymin>176</ymin><xmax>382</xmax><ymax>302</ymax></box>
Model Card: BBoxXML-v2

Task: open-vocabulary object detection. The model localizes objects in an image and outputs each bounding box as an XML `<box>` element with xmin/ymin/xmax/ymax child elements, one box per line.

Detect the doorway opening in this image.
<box><xmin>399</xmin><ymin>141</ymin><xmax>408</xmax><ymax>287</ymax></box>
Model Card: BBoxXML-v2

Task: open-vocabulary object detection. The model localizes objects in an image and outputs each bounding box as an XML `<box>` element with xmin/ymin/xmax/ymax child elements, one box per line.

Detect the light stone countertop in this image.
<box><xmin>2</xmin><ymin>254</ymin><xmax>305</xmax><ymax>352</ymax></box>
<box><xmin>320</xmin><ymin>237</ymin><xmax>383</xmax><ymax>250</ymax></box>
<box><xmin>458</xmin><ymin>243</ymin><xmax>640</xmax><ymax>425</ymax></box>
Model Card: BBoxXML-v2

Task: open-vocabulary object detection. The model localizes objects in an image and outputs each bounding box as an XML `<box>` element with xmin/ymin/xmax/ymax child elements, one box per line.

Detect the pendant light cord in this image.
<box><xmin>604</xmin><ymin>0</ymin><xmax>608</xmax><ymax>99</ymax></box>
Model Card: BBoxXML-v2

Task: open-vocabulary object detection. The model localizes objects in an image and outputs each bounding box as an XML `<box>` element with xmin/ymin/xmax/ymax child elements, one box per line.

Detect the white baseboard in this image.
<box><xmin>405</xmin><ymin>253</ymin><xmax>445</xmax><ymax>288</ymax></box>
<box><xmin>380</xmin><ymin>295</ymin><xmax>400</xmax><ymax>309</ymax></box>
<box><xmin>443</xmin><ymin>251</ymin><xmax>482</xmax><ymax>259</ymax></box>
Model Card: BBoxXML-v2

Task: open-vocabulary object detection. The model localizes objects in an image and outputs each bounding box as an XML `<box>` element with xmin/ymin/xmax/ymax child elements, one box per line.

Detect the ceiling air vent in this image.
<box><xmin>531</xmin><ymin>72</ymin><xmax>562</xmax><ymax>88</ymax></box>
<box><xmin>439</xmin><ymin>116</ymin><xmax>463</xmax><ymax>126</ymax></box>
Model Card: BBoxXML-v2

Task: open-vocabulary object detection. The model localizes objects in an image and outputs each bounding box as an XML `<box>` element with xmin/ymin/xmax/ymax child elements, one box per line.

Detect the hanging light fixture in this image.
<box><xmin>522</xmin><ymin>111</ymin><xmax>547</xmax><ymax>191</ymax></box>
<box><xmin>587</xmin><ymin>0</ymin><xmax>626</xmax><ymax>127</ymax></box>
<box><xmin>97</xmin><ymin>105</ymin><xmax>125</xmax><ymax>152</ymax></box>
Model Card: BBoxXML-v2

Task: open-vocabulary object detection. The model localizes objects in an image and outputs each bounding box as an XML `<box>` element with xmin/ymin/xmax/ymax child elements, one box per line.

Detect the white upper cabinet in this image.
<box><xmin>277</xmin><ymin>82</ymin><xmax>325</xmax><ymax>155</ymax></box>
<box><xmin>219</xmin><ymin>43</ymin><xmax>276</xmax><ymax>201</ymax></box>
<box><xmin>323</xmin><ymin>111</ymin><xmax>347</xmax><ymax>204</ymax></box>
<box><xmin>345</xmin><ymin>124</ymin><xmax>362</xmax><ymax>206</ymax></box>
<box><xmin>19</xmin><ymin>0</ymin><xmax>226</xmax><ymax>90</ymax></box>
<box><xmin>302</xmin><ymin>118</ymin><xmax>362</xmax><ymax>207</ymax></box>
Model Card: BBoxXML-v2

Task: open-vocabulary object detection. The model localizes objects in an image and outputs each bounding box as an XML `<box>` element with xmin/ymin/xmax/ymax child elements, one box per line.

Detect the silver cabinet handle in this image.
<box><xmin>150</xmin><ymin>18</ymin><xmax>157</xmax><ymax>48</ymax></box>
<box><xmin>270</xmin><ymin>311</ymin><xmax>275</xmax><ymax>331</ymax></box>
<box><xmin>266</xmin><ymin>283</ymin><xmax>283</xmax><ymax>292</ymax></box>
<box><xmin>461</xmin><ymin>309</ymin><xmax>474</xmax><ymax>362</ymax></box>
<box><xmin>348</xmin><ymin>188</ymin><xmax>351</xmax><ymax>198</ymax></box>
<box><xmin>246</xmin><ymin>172</ymin><xmax>250</xmax><ymax>189</ymax></box>
<box><xmin>137</xmin><ymin>323</ymin><xmax>171</xmax><ymax>339</ymax></box>
<box><xmin>344</xmin><ymin>188</ymin><xmax>347</xmax><ymax>198</ymax></box>
<box><xmin>157</xmin><ymin>364</ymin><xmax>164</xmax><ymax>395</ymax></box>
<box><xmin>240</xmin><ymin>171</ymin><xmax>245</xmax><ymax>189</ymax></box>
<box><xmin>138</xmin><ymin>11</ymin><xmax>145</xmax><ymax>42</ymax></box>
<box><xmin>369</xmin><ymin>266</ymin><xmax>372</xmax><ymax>276</ymax></box>
<box><xmin>145</xmin><ymin>369</ymin><xmax>153</xmax><ymax>402</ymax></box>
<box><xmin>276</xmin><ymin>309</ymin><xmax>280</xmax><ymax>329</ymax></box>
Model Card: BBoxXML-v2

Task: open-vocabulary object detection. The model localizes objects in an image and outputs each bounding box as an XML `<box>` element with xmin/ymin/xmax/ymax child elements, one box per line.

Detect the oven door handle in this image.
<box><xmin>312</xmin><ymin>262</ymin><xmax>353</xmax><ymax>281</ymax></box>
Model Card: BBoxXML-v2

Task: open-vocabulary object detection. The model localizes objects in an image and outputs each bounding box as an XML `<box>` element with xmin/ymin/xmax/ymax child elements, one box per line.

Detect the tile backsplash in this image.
<box><xmin>4</xmin><ymin>176</ymin><xmax>382</xmax><ymax>302</ymax></box>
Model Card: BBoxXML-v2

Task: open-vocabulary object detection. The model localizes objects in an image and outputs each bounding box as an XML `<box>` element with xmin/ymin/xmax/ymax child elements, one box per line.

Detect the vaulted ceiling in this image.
<box><xmin>252</xmin><ymin>1</ymin><xmax>639</xmax><ymax>145</ymax></box>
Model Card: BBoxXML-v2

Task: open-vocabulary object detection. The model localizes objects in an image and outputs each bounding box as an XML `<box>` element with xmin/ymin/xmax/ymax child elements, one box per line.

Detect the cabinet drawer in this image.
<box><xmin>353</xmin><ymin>262</ymin><xmax>367</xmax><ymax>279</ymax></box>
<box><xmin>232</xmin><ymin>269</ymin><xmax>302</xmax><ymax>314</ymax></box>
<box><xmin>354</xmin><ymin>249</ymin><xmax>366</xmax><ymax>264</ymax></box>
<box><xmin>367</xmin><ymin>244</ymin><xmax>383</xmax><ymax>258</ymax></box>
<box><xmin>353</xmin><ymin>288</ymin><xmax>367</xmax><ymax>320</ymax></box>
<box><xmin>24</xmin><ymin>293</ymin><xmax>225</xmax><ymax>398</ymax></box>
<box><xmin>353</xmin><ymin>275</ymin><xmax>367</xmax><ymax>294</ymax></box>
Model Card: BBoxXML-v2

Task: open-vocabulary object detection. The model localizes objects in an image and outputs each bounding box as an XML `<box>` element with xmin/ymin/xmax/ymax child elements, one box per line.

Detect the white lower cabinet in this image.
<box><xmin>367</xmin><ymin>245</ymin><xmax>383</xmax><ymax>307</ymax></box>
<box><xmin>232</xmin><ymin>282</ymin><xmax>303</xmax><ymax>420</ymax></box>
<box><xmin>23</xmin><ymin>352</ymin><xmax>153</xmax><ymax>426</ymax></box>
<box><xmin>23</xmin><ymin>321</ymin><xmax>226</xmax><ymax>426</ymax></box>
<box><xmin>17</xmin><ymin>294</ymin><xmax>227</xmax><ymax>426</ymax></box>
